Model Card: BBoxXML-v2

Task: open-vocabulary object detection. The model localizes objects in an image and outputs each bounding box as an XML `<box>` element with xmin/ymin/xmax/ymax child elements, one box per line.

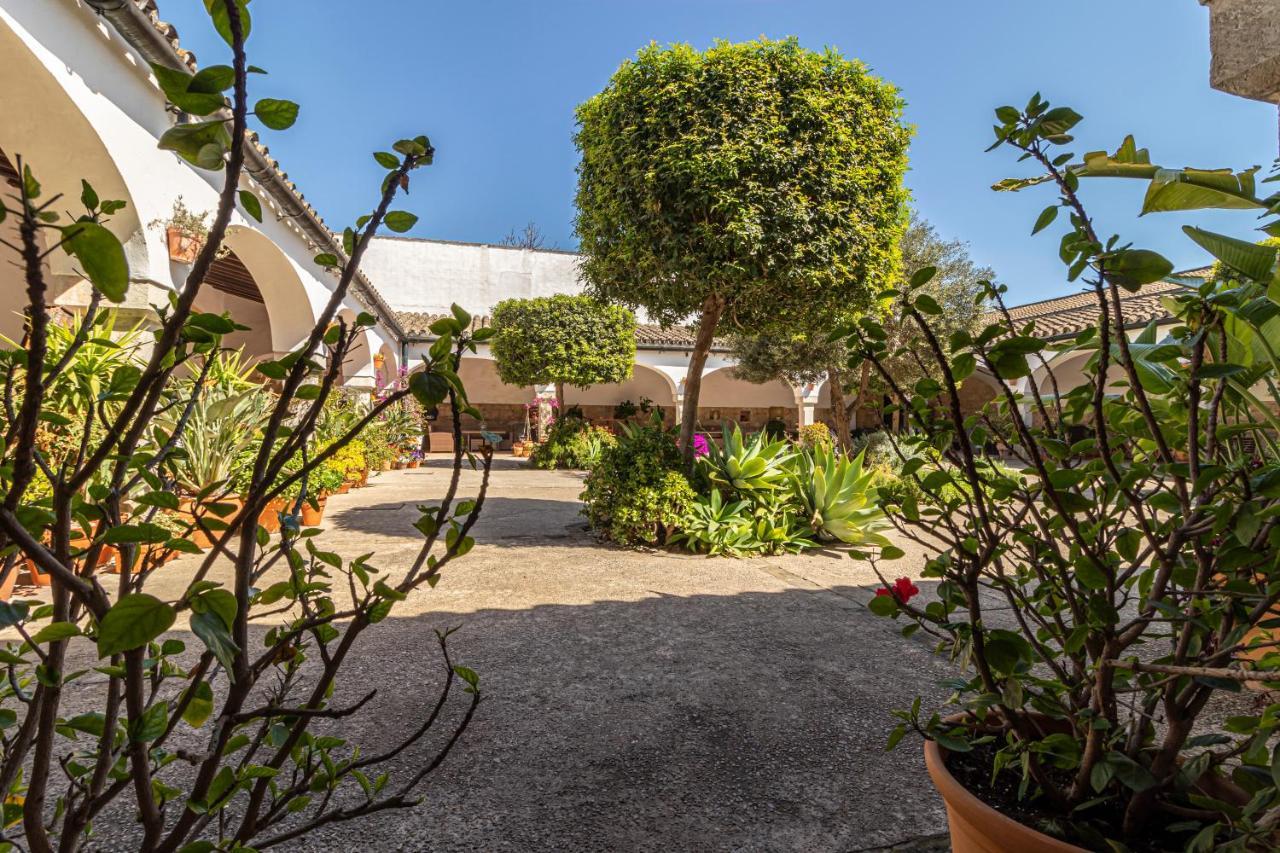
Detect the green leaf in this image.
<box><xmin>31</xmin><ymin>621</ymin><xmax>81</xmax><ymax>644</ymax></box>
<box><xmin>879</xmin><ymin>545</ymin><xmax>905</xmax><ymax>560</ymax></box>
<box><xmin>204</xmin><ymin>0</ymin><xmax>251</xmax><ymax>48</ymax></box>
<box><xmin>130</xmin><ymin>701</ymin><xmax>168</xmax><ymax>743</ymax></box>
<box><xmin>62</xmin><ymin>222</ymin><xmax>128</xmax><ymax>302</ymax></box>
<box><xmin>383</xmin><ymin>211</ymin><xmax>418</xmax><ymax>233</ymax></box>
<box><xmin>1142</xmin><ymin>167</ymin><xmax>1262</xmax><ymax>214</ymax></box>
<box><xmin>97</xmin><ymin>595</ymin><xmax>176</xmax><ymax>658</ymax></box>
<box><xmin>909</xmin><ymin>267</ymin><xmax>937</xmax><ymax>288</ymax></box>
<box><xmin>181</xmin><ymin>681</ymin><xmax>214</xmax><ymax>728</ymax></box>
<box><xmin>868</xmin><ymin>594</ymin><xmax>898</xmax><ymax>617</ymax></box>
<box><xmin>1105</xmin><ymin>248</ymin><xmax>1174</xmax><ymax>292</ymax></box>
<box><xmin>373</xmin><ymin>152</ymin><xmax>400</xmax><ymax>170</ymax></box>
<box><xmin>312</xmin><ymin>253</ymin><xmax>339</xmax><ymax>268</ymax></box>
<box><xmin>254</xmin><ymin>98</ymin><xmax>299</xmax><ymax>131</ymax></box>
<box><xmin>158</xmin><ymin>120</ymin><xmax>231</xmax><ymax>171</ymax></box>
<box><xmin>239</xmin><ymin>190</ymin><xmax>262</xmax><ymax>222</ymax></box>
<box><xmin>104</xmin><ymin>523</ymin><xmax>173</xmax><ymax>545</ymax></box>
<box><xmin>80</xmin><ymin>180</ymin><xmax>99</xmax><ymax>212</ymax></box>
<box><xmin>1183</xmin><ymin>226</ymin><xmax>1276</xmax><ymax>282</ymax></box>
<box><xmin>1031</xmin><ymin>205</ymin><xmax>1058</xmax><ymax>235</ymax></box>
<box><xmin>191</xmin><ymin>610</ymin><xmax>238</xmax><ymax>675</ymax></box>
<box><xmin>149</xmin><ymin>63</ymin><xmax>225</xmax><ymax>116</ymax></box>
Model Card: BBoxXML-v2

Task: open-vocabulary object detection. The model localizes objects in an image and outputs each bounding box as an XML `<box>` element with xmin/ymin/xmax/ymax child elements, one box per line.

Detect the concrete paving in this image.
<box><xmin>14</xmin><ymin>457</ymin><xmax>959</xmax><ymax>851</ymax></box>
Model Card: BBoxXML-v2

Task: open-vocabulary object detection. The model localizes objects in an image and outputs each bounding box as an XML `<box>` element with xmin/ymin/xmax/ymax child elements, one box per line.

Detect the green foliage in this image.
<box><xmin>0</xmin><ymin>8</ymin><xmax>484</xmax><ymax>849</ymax></box>
<box><xmin>528</xmin><ymin>415</ymin><xmax>616</xmax><ymax>470</ymax></box>
<box><xmin>575</xmin><ymin>37</ymin><xmax>910</xmax><ymax>332</ymax></box>
<box><xmin>701</xmin><ymin>423</ymin><xmax>794</xmax><ymax>493</ymax></box>
<box><xmin>854</xmin><ymin>96</ymin><xmax>1280</xmax><ymax>849</ymax></box>
<box><xmin>580</xmin><ymin>415</ymin><xmax>693</xmax><ymax>544</ymax></box>
<box><xmin>797</xmin><ymin>422</ymin><xmax>833</xmax><ymax>453</ymax></box>
<box><xmin>490</xmin><ymin>294</ymin><xmax>636</xmax><ymax>391</ymax></box>
<box><xmin>788</xmin><ymin>446</ymin><xmax>888</xmax><ymax>545</ymax></box>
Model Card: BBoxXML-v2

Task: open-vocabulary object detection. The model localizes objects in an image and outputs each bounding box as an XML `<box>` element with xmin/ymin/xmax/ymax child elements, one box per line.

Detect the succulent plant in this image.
<box><xmin>789</xmin><ymin>446</ymin><xmax>890</xmax><ymax>546</ymax></box>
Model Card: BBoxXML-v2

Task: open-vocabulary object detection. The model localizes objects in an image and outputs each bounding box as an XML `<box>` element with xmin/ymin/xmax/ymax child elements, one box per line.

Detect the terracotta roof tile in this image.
<box><xmin>983</xmin><ymin>267</ymin><xmax>1211</xmax><ymax>341</ymax></box>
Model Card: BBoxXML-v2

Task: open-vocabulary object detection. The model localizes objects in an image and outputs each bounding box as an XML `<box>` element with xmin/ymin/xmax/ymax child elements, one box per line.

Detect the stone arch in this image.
<box><xmin>1035</xmin><ymin>350</ymin><xmax>1126</xmax><ymax>398</ymax></box>
<box><xmin>219</xmin><ymin>225</ymin><xmax>318</xmax><ymax>355</ymax></box>
<box><xmin>0</xmin><ymin>19</ymin><xmax>147</xmax><ymax>340</ymax></box>
<box><xmin>335</xmin><ymin>307</ymin><xmax>373</xmax><ymax>385</ymax></box>
<box><xmin>563</xmin><ymin>363</ymin><xmax>678</xmax><ymax>421</ymax></box>
<box><xmin>698</xmin><ymin>366</ymin><xmax>800</xmax><ymax>431</ymax></box>
<box><xmin>374</xmin><ymin>341</ymin><xmax>399</xmax><ymax>391</ymax></box>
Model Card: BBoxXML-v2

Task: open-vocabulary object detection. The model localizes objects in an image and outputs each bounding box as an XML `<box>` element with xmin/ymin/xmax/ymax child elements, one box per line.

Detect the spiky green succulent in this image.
<box><xmin>789</xmin><ymin>446</ymin><xmax>890</xmax><ymax>545</ymax></box>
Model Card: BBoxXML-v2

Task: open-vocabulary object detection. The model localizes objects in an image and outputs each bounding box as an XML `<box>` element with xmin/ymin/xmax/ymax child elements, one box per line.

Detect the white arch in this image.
<box><xmin>374</xmin><ymin>340</ymin><xmax>399</xmax><ymax>390</ymax></box>
<box><xmin>217</xmin><ymin>226</ymin><xmax>319</xmax><ymax>355</ymax></box>
<box><xmin>563</xmin><ymin>363</ymin><xmax>677</xmax><ymax>408</ymax></box>
<box><xmin>699</xmin><ymin>366</ymin><xmax>799</xmax><ymax>408</ymax></box>
<box><xmin>0</xmin><ymin>14</ymin><xmax>149</xmax><ymax>339</ymax></box>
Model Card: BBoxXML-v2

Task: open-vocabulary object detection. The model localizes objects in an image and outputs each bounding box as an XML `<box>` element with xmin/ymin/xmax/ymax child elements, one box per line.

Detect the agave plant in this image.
<box><xmin>156</xmin><ymin>388</ymin><xmax>272</xmax><ymax>496</ymax></box>
<box><xmin>790</xmin><ymin>446</ymin><xmax>890</xmax><ymax>546</ymax></box>
<box><xmin>674</xmin><ymin>489</ymin><xmax>759</xmax><ymax>557</ymax></box>
<box><xmin>701</xmin><ymin>423</ymin><xmax>794</xmax><ymax>492</ymax></box>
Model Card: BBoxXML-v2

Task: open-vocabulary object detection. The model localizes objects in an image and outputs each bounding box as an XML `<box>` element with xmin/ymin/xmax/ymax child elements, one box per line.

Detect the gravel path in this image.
<box><xmin>13</xmin><ymin>457</ymin><xmax>958</xmax><ymax>851</ymax></box>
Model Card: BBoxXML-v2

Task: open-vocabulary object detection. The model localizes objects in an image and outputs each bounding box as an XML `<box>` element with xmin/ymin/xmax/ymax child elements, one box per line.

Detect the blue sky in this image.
<box><xmin>160</xmin><ymin>0</ymin><xmax>1277</xmax><ymax>304</ymax></box>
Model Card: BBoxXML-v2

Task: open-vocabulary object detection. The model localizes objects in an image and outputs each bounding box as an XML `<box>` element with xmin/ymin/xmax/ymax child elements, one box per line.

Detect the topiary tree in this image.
<box><xmin>490</xmin><ymin>294</ymin><xmax>636</xmax><ymax>406</ymax></box>
<box><xmin>575</xmin><ymin>37</ymin><xmax>910</xmax><ymax>463</ymax></box>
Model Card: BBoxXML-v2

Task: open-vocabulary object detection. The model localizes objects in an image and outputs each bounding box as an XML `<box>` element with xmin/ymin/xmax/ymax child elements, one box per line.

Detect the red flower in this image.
<box><xmin>876</xmin><ymin>577</ymin><xmax>920</xmax><ymax>604</ymax></box>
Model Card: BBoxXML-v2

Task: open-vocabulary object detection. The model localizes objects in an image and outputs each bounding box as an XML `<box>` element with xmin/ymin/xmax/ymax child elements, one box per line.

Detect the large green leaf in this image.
<box><xmin>158</xmin><ymin>120</ymin><xmax>232</xmax><ymax>171</ymax></box>
<box><xmin>62</xmin><ymin>221</ymin><xmax>128</xmax><ymax>302</ymax></box>
<box><xmin>149</xmin><ymin>63</ymin><xmax>225</xmax><ymax>116</ymax></box>
<box><xmin>254</xmin><ymin>98</ymin><xmax>298</xmax><ymax>131</ymax></box>
<box><xmin>1105</xmin><ymin>249</ymin><xmax>1173</xmax><ymax>292</ymax></box>
<box><xmin>97</xmin><ymin>594</ymin><xmax>176</xmax><ymax>658</ymax></box>
<box><xmin>204</xmin><ymin>0</ymin><xmax>251</xmax><ymax>47</ymax></box>
<box><xmin>1183</xmin><ymin>226</ymin><xmax>1276</xmax><ymax>282</ymax></box>
<box><xmin>1141</xmin><ymin>167</ymin><xmax>1262</xmax><ymax>214</ymax></box>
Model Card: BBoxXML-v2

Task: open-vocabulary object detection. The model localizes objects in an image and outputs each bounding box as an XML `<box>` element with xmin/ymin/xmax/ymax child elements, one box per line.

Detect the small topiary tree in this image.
<box><xmin>575</xmin><ymin>37</ymin><xmax>911</xmax><ymax>463</ymax></box>
<box><xmin>490</xmin><ymin>294</ymin><xmax>636</xmax><ymax>407</ymax></box>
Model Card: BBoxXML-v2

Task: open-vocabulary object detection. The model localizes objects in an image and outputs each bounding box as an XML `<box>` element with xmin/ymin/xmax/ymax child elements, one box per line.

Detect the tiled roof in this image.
<box><xmin>395</xmin><ymin>311</ymin><xmax>729</xmax><ymax>350</ymax></box>
<box><xmin>96</xmin><ymin>1</ymin><xmax>405</xmax><ymax>340</ymax></box>
<box><xmin>986</xmin><ymin>267</ymin><xmax>1212</xmax><ymax>341</ymax></box>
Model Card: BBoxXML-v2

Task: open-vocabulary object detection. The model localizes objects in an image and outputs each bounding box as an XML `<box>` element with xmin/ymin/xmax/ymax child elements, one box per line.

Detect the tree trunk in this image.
<box><xmin>826</xmin><ymin>365</ymin><xmax>852</xmax><ymax>452</ymax></box>
<box><xmin>555</xmin><ymin>380</ymin><xmax>565</xmax><ymax>412</ymax></box>
<box><xmin>679</xmin><ymin>295</ymin><xmax>726</xmax><ymax>465</ymax></box>
<box><xmin>844</xmin><ymin>360</ymin><xmax>873</xmax><ymax>432</ymax></box>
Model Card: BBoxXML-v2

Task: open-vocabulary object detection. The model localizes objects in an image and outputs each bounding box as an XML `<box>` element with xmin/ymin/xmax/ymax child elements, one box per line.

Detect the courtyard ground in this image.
<box><xmin>17</xmin><ymin>458</ymin><xmax>959</xmax><ymax>851</ymax></box>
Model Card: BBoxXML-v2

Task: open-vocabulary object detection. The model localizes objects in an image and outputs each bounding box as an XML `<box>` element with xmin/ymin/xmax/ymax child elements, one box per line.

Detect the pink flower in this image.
<box><xmin>875</xmin><ymin>577</ymin><xmax>919</xmax><ymax>604</ymax></box>
<box><xmin>693</xmin><ymin>434</ymin><xmax>710</xmax><ymax>457</ymax></box>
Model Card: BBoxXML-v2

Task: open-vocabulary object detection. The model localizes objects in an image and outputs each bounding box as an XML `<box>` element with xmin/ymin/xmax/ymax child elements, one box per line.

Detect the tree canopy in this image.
<box><xmin>574</xmin><ymin>37</ymin><xmax>911</xmax><ymax>458</ymax></box>
<box><xmin>490</xmin><ymin>294</ymin><xmax>636</xmax><ymax>395</ymax></box>
<box><xmin>728</xmin><ymin>214</ymin><xmax>994</xmax><ymax>440</ymax></box>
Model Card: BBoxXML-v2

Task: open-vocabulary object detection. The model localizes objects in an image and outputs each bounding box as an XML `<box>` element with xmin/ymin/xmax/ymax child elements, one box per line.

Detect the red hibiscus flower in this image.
<box><xmin>875</xmin><ymin>577</ymin><xmax>920</xmax><ymax>604</ymax></box>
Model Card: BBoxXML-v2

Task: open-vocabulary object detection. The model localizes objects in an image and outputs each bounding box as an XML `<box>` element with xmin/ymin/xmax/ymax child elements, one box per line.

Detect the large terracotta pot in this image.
<box><xmin>924</xmin><ymin>738</ymin><xmax>1085</xmax><ymax>853</ymax></box>
<box><xmin>336</xmin><ymin>481</ymin><xmax>351</xmax><ymax>495</ymax></box>
<box><xmin>22</xmin><ymin>557</ymin><xmax>50</xmax><ymax>587</ymax></box>
<box><xmin>0</xmin><ymin>564</ymin><xmax>15</xmax><ymax>601</ymax></box>
<box><xmin>407</xmin><ymin>459</ymin><xmax>420</xmax><ymax>469</ymax></box>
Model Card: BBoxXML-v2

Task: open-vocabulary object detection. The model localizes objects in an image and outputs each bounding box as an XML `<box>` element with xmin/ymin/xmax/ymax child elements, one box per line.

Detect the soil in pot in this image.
<box><xmin>930</xmin><ymin>737</ymin><xmax>1239</xmax><ymax>853</ymax></box>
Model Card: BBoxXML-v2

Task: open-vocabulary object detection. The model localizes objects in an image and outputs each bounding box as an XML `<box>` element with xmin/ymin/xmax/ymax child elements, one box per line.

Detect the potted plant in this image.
<box><xmin>406</xmin><ymin>449</ymin><xmax>422</xmax><ymax>469</ymax></box>
<box><xmin>852</xmin><ymin>98</ymin><xmax>1280</xmax><ymax>851</ymax></box>
<box><xmin>150</xmin><ymin>196</ymin><xmax>211</xmax><ymax>263</ymax></box>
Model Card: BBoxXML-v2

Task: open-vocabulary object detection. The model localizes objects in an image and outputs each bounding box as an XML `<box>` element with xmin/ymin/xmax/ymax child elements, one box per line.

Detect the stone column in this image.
<box><xmin>798</xmin><ymin>383</ymin><xmax>820</xmax><ymax>427</ymax></box>
<box><xmin>534</xmin><ymin>382</ymin><xmax>557</xmax><ymax>440</ymax></box>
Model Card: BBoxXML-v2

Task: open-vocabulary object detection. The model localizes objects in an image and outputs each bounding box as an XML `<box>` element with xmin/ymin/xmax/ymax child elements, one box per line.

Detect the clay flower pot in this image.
<box><xmin>300</xmin><ymin>496</ymin><xmax>326</xmax><ymax>527</ymax></box>
<box><xmin>924</xmin><ymin>735</ymin><xmax>1085</xmax><ymax>853</ymax></box>
<box><xmin>22</xmin><ymin>557</ymin><xmax>50</xmax><ymax>587</ymax></box>
<box><xmin>257</xmin><ymin>498</ymin><xmax>286</xmax><ymax>534</ymax></box>
<box><xmin>166</xmin><ymin>227</ymin><xmax>203</xmax><ymax>263</ymax></box>
<box><xmin>336</xmin><ymin>481</ymin><xmax>351</xmax><ymax>495</ymax></box>
<box><xmin>380</xmin><ymin>461</ymin><xmax>392</xmax><ymax>472</ymax></box>
<box><xmin>407</xmin><ymin>459</ymin><xmax>420</xmax><ymax>469</ymax></box>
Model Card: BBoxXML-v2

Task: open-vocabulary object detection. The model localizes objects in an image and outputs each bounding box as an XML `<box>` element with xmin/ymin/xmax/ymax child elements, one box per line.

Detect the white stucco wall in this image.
<box><xmin>0</xmin><ymin>0</ymin><xmax>401</xmax><ymax>381</ymax></box>
<box><xmin>363</xmin><ymin>237</ymin><xmax>587</xmax><ymax>318</ymax></box>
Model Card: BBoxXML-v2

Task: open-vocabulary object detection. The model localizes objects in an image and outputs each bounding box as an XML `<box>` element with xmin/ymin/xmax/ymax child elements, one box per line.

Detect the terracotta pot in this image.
<box><xmin>0</xmin><ymin>564</ymin><xmax>15</xmax><ymax>601</ymax></box>
<box><xmin>924</xmin><ymin>736</ymin><xmax>1086</xmax><ymax>853</ymax></box>
<box><xmin>257</xmin><ymin>498</ymin><xmax>286</xmax><ymax>534</ymax></box>
<box><xmin>358</xmin><ymin>469</ymin><xmax>369</xmax><ymax>487</ymax></box>
<box><xmin>392</xmin><ymin>461</ymin><xmax>405</xmax><ymax>470</ymax></box>
<box><xmin>300</xmin><ymin>497</ymin><xmax>326</xmax><ymax>527</ymax></box>
<box><xmin>380</xmin><ymin>461</ymin><xmax>392</xmax><ymax>472</ymax></box>
<box><xmin>22</xmin><ymin>557</ymin><xmax>50</xmax><ymax>587</ymax></box>
<box><xmin>166</xmin><ymin>227</ymin><xmax>203</xmax><ymax>263</ymax></box>
<box><xmin>336</xmin><ymin>482</ymin><xmax>351</xmax><ymax>495</ymax></box>
<box><xmin>407</xmin><ymin>460</ymin><xmax>420</xmax><ymax>469</ymax></box>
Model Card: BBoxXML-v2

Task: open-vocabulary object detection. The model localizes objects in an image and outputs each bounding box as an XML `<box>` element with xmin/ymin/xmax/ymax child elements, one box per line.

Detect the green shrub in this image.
<box><xmin>529</xmin><ymin>416</ymin><xmax>616</xmax><ymax>470</ymax></box>
<box><xmin>797</xmin><ymin>422</ymin><xmax>833</xmax><ymax>452</ymax></box>
<box><xmin>581</xmin><ymin>415</ymin><xmax>693</xmax><ymax>544</ymax></box>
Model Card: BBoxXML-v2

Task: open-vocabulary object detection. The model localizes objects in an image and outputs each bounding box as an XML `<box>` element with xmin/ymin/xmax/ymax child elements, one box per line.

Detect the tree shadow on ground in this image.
<box><xmin>329</xmin><ymin>496</ymin><xmax>605</xmax><ymax>547</ymax></box>
<box><xmin>52</xmin><ymin>579</ymin><xmax>952</xmax><ymax>852</ymax></box>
